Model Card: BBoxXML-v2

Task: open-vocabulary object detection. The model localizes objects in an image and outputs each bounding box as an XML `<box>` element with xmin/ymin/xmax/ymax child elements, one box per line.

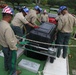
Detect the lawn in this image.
<box><xmin>0</xmin><ymin>4</ymin><xmax>76</xmax><ymax>75</ymax></box>
<box><xmin>0</xmin><ymin>9</ymin><xmax>2</xmax><ymax>20</ymax></box>
<box><xmin>69</xmin><ymin>39</ymin><xmax>76</xmax><ymax>75</ymax></box>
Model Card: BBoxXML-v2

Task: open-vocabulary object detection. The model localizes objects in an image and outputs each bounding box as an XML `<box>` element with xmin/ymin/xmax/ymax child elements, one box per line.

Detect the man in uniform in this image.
<box><xmin>40</xmin><ymin>9</ymin><xmax>49</xmax><ymax>24</ymax></box>
<box><xmin>55</xmin><ymin>9</ymin><xmax>63</xmax><ymax>44</ymax></box>
<box><xmin>55</xmin><ymin>9</ymin><xmax>63</xmax><ymax>21</ymax></box>
<box><xmin>11</xmin><ymin>7</ymin><xmax>36</xmax><ymax>37</ymax></box>
<box><xmin>25</xmin><ymin>6</ymin><xmax>42</xmax><ymax>33</ymax></box>
<box><xmin>0</xmin><ymin>6</ymin><xmax>20</xmax><ymax>75</ymax></box>
<box><xmin>56</xmin><ymin>6</ymin><xmax>76</xmax><ymax>58</ymax></box>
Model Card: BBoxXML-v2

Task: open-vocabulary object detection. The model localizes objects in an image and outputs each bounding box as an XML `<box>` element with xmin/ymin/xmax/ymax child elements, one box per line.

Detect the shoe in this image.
<box><xmin>62</xmin><ymin>56</ymin><xmax>66</xmax><ymax>59</ymax></box>
<box><xmin>57</xmin><ymin>55</ymin><xmax>60</xmax><ymax>58</ymax></box>
<box><xmin>5</xmin><ymin>68</ymin><xmax>9</xmax><ymax>71</ymax></box>
<box><xmin>16</xmin><ymin>70</ymin><xmax>21</xmax><ymax>75</ymax></box>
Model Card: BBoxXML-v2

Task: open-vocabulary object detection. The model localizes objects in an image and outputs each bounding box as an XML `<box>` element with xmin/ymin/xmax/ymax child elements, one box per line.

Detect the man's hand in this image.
<box><xmin>16</xmin><ymin>48</ymin><xmax>18</xmax><ymax>50</ymax></box>
<box><xmin>34</xmin><ymin>26</ymin><xmax>39</xmax><ymax>28</ymax></box>
<box><xmin>17</xmin><ymin>41</ymin><xmax>20</xmax><ymax>44</ymax></box>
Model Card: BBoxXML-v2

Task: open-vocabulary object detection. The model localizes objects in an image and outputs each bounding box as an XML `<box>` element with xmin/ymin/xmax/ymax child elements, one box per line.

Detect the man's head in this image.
<box><xmin>2</xmin><ymin>6</ymin><xmax>14</xmax><ymax>23</ymax></box>
<box><xmin>57</xmin><ymin>9</ymin><xmax>61</xmax><ymax>15</ymax></box>
<box><xmin>43</xmin><ymin>9</ymin><xmax>47</xmax><ymax>14</ymax></box>
<box><xmin>21</xmin><ymin>7</ymin><xmax>29</xmax><ymax>16</ymax></box>
<box><xmin>59</xmin><ymin>6</ymin><xmax>68</xmax><ymax>15</ymax></box>
<box><xmin>34</xmin><ymin>6</ymin><xmax>42</xmax><ymax>14</ymax></box>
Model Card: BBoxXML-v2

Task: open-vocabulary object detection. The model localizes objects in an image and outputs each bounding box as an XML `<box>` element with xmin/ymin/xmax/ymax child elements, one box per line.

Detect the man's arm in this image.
<box><xmin>57</xmin><ymin>17</ymin><xmax>64</xmax><ymax>31</ymax></box>
<box><xmin>26</xmin><ymin>22</ymin><xmax>34</xmax><ymax>27</ymax></box>
<box><xmin>37</xmin><ymin>18</ymin><xmax>41</xmax><ymax>23</ymax></box>
<box><xmin>73</xmin><ymin>17</ymin><xmax>76</xmax><ymax>26</ymax></box>
<box><xmin>21</xmin><ymin>17</ymin><xmax>35</xmax><ymax>27</ymax></box>
<box><xmin>30</xmin><ymin>16</ymin><xmax>39</xmax><ymax>26</ymax></box>
<box><xmin>5</xmin><ymin>28</ymin><xmax>18</xmax><ymax>50</ymax></box>
<box><xmin>47</xmin><ymin>15</ymin><xmax>49</xmax><ymax>22</ymax></box>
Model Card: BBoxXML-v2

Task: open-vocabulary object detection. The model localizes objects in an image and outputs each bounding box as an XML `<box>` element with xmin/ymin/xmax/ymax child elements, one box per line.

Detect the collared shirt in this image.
<box><xmin>57</xmin><ymin>13</ymin><xmax>76</xmax><ymax>33</ymax></box>
<box><xmin>0</xmin><ymin>20</ymin><xmax>18</xmax><ymax>50</ymax></box>
<box><xmin>40</xmin><ymin>14</ymin><xmax>49</xmax><ymax>22</ymax></box>
<box><xmin>55</xmin><ymin>14</ymin><xmax>63</xmax><ymax>21</ymax></box>
<box><xmin>11</xmin><ymin>12</ymin><xmax>28</xmax><ymax>28</ymax></box>
<box><xmin>25</xmin><ymin>9</ymin><xmax>37</xmax><ymax>25</ymax></box>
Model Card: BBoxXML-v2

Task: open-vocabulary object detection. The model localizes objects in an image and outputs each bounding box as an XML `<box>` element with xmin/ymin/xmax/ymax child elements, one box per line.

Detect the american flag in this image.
<box><xmin>2</xmin><ymin>6</ymin><xmax>13</xmax><ymax>15</ymax></box>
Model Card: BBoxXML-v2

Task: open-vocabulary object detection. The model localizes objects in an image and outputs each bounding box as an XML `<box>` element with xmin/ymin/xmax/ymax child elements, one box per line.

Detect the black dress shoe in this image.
<box><xmin>5</xmin><ymin>68</ymin><xmax>9</xmax><ymax>71</ymax></box>
<box><xmin>62</xmin><ymin>56</ymin><xmax>66</xmax><ymax>59</ymax></box>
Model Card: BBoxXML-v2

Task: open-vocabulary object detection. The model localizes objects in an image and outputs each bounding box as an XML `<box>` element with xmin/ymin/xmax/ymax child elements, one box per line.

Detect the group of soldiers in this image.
<box><xmin>11</xmin><ymin>6</ymin><xmax>49</xmax><ymax>36</ymax></box>
<box><xmin>0</xmin><ymin>5</ymin><xmax>49</xmax><ymax>75</ymax></box>
<box><xmin>0</xmin><ymin>5</ymin><xmax>76</xmax><ymax>75</ymax></box>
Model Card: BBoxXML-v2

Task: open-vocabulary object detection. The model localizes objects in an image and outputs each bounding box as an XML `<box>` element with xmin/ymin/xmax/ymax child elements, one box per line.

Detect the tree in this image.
<box><xmin>41</xmin><ymin>0</ymin><xmax>48</xmax><ymax>5</ymax></box>
<box><xmin>35</xmin><ymin>0</ymin><xmax>41</xmax><ymax>5</ymax></box>
<box><xmin>25</xmin><ymin>0</ymin><xmax>33</xmax><ymax>4</ymax></box>
<box><xmin>5</xmin><ymin>0</ymin><xmax>16</xmax><ymax>7</ymax></box>
<box><xmin>47</xmin><ymin>0</ymin><xmax>57</xmax><ymax>7</ymax></box>
<box><xmin>5</xmin><ymin>0</ymin><xmax>26</xmax><ymax>6</ymax></box>
<box><xmin>64</xmin><ymin>0</ymin><xmax>76</xmax><ymax>13</ymax></box>
<box><xmin>47</xmin><ymin>0</ymin><xmax>65</xmax><ymax>7</ymax></box>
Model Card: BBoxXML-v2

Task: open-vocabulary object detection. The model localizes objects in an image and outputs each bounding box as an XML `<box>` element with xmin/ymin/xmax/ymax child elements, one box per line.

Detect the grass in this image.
<box><xmin>0</xmin><ymin>55</ymin><xmax>46</xmax><ymax>75</ymax></box>
<box><xmin>69</xmin><ymin>39</ymin><xmax>76</xmax><ymax>75</ymax></box>
<box><xmin>0</xmin><ymin>9</ymin><xmax>2</xmax><ymax>20</ymax></box>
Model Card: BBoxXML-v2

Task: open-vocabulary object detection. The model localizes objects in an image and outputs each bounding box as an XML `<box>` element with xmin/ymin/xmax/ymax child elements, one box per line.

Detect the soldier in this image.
<box><xmin>40</xmin><ymin>9</ymin><xmax>49</xmax><ymax>24</ymax></box>
<box><xmin>25</xmin><ymin>6</ymin><xmax>42</xmax><ymax>33</ymax></box>
<box><xmin>0</xmin><ymin>6</ymin><xmax>21</xmax><ymax>75</ymax></box>
<box><xmin>55</xmin><ymin>9</ymin><xmax>63</xmax><ymax>44</ymax></box>
<box><xmin>55</xmin><ymin>9</ymin><xmax>63</xmax><ymax>21</ymax></box>
<box><xmin>11</xmin><ymin>7</ymin><xmax>36</xmax><ymax>37</ymax></box>
<box><xmin>56</xmin><ymin>6</ymin><xmax>76</xmax><ymax>58</ymax></box>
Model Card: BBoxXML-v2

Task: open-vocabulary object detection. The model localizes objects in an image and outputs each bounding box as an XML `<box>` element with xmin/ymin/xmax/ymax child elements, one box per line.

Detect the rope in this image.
<box><xmin>16</xmin><ymin>35</ymin><xmax>76</xmax><ymax>47</ymax></box>
<box><xmin>37</xmin><ymin>71</ymin><xmax>43</xmax><ymax>75</ymax></box>
<box><xmin>26</xmin><ymin>38</ymin><xmax>76</xmax><ymax>47</ymax></box>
